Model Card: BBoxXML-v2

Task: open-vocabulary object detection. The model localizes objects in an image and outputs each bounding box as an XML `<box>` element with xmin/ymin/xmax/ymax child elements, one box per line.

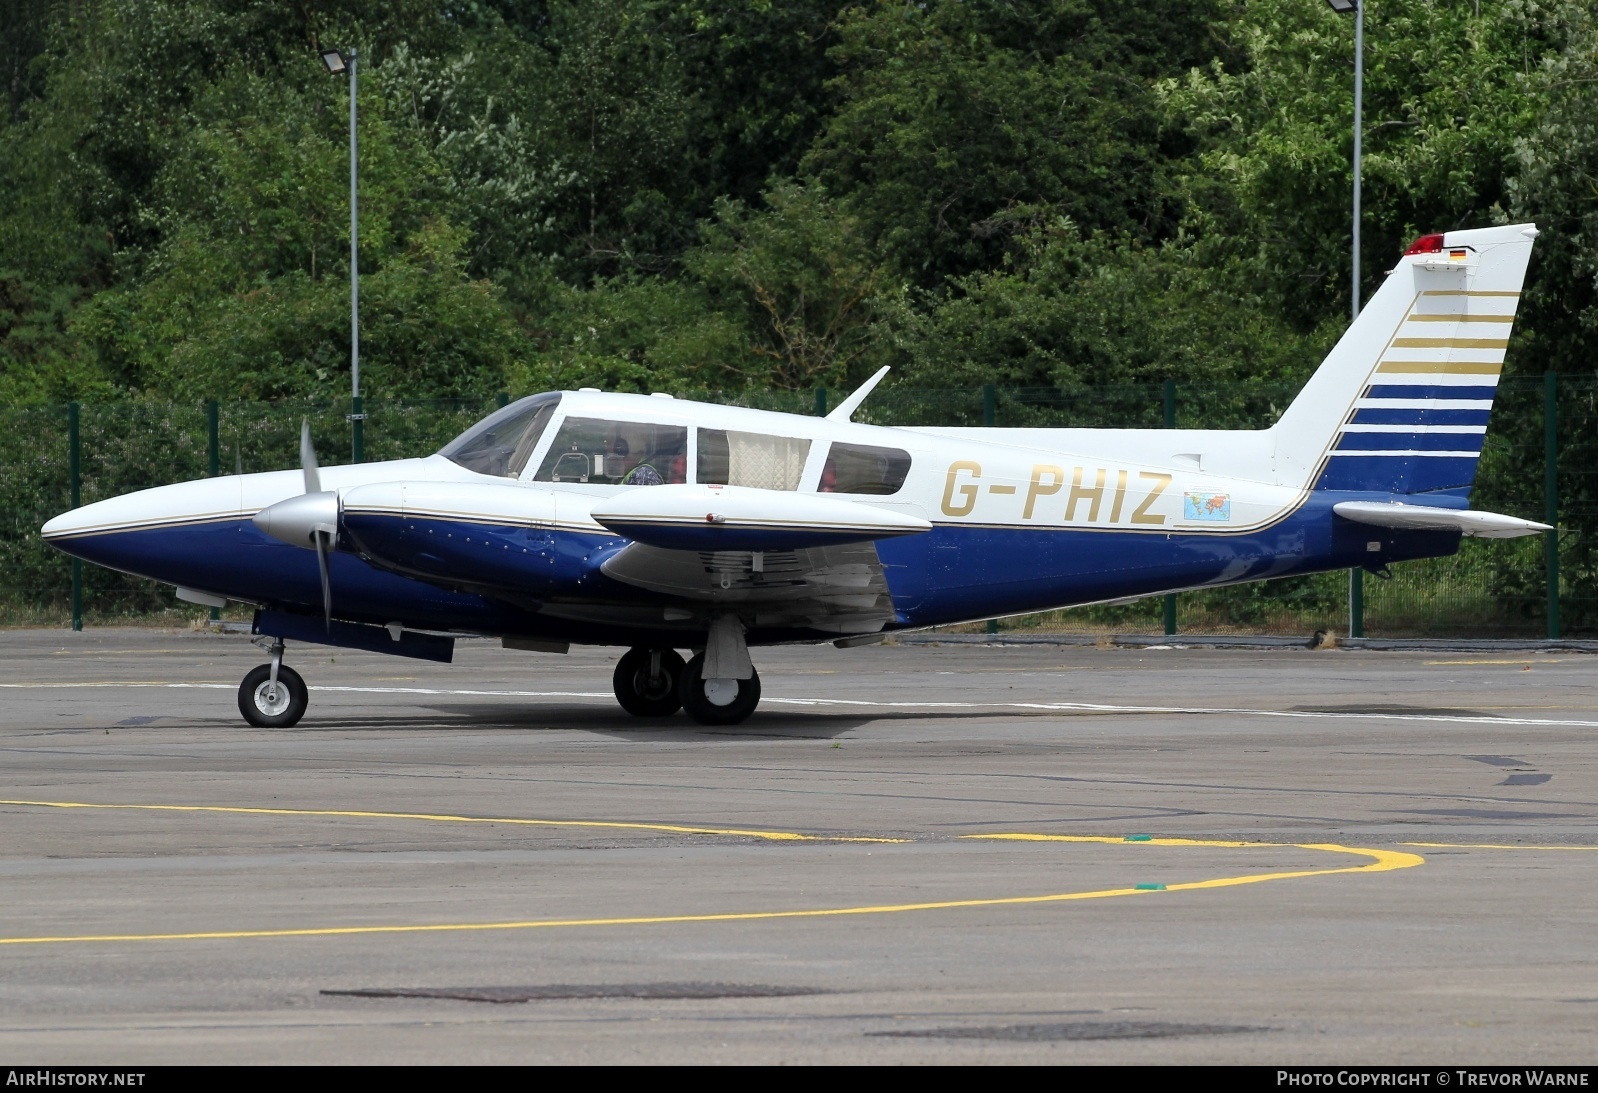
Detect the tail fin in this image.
<box><xmin>1271</xmin><ymin>223</ymin><xmax>1537</xmax><ymax>498</ymax></box>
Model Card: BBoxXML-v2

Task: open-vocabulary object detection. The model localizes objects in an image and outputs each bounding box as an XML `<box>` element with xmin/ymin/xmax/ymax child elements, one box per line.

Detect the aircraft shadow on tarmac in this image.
<box><xmin>289</xmin><ymin>700</ymin><xmax>1138</xmax><ymax>739</ymax></box>
<box><xmin>286</xmin><ymin>702</ymin><xmax>867</xmax><ymax>739</ymax></box>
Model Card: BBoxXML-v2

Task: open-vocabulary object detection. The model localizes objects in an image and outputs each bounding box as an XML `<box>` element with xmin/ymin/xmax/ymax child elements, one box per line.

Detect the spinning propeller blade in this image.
<box><xmin>300</xmin><ymin>419</ymin><xmax>322</xmax><ymax>495</ymax></box>
<box><xmin>301</xmin><ymin>419</ymin><xmax>331</xmax><ymax>630</ymax></box>
<box><xmin>314</xmin><ymin>529</ymin><xmax>332</xmax><ymax>631</ymax></box>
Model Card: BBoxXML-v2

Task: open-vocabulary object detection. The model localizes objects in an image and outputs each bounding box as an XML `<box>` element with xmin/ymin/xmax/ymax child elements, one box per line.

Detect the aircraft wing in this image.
<box><xmin>1333</xmin><ymin>501</ymin><xmax>1551</xmax><ymax>539</ymax></box>
<box><xmin>601</xmin><ymin>540</ymin><xmax>897</xmax><ymax>635</ymax></box>
<box><xmin>589</xmin><ymin>484</ymin><xmax>930</xmax><ymax>551</ymax></box>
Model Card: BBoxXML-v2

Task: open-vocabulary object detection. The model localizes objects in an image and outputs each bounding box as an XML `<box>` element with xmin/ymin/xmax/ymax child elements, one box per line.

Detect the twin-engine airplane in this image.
<box><xmin>44</xmin><ymin>224</ymin><xmax>1547</xmax><ymax>727</ymax></box>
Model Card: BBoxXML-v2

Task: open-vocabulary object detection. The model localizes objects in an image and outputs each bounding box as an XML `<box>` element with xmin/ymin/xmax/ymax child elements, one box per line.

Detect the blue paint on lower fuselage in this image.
<box><xmin>876</xmin><ymin>491</ymin><xmax>1458</xmax><ymax>627</ymax></box>
<box><xmin>51</xmin><ymin>488</ymin><xmax>1460</xmax><ymax>646</ymax></box>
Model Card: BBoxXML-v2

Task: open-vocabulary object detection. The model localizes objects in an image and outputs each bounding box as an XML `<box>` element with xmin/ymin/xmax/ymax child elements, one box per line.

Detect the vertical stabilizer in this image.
<box><xmin>1271</xmin><ymin>224</ymin><xmax>1536</xmax><ymax>498</ymax></box>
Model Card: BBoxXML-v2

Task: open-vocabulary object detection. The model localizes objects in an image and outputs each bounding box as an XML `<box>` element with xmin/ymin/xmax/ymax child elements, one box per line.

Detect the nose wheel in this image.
<box><xmin>238</xmin><ymin>639</ymin><xmax>309</xmax><ymax>727</ymax></box>
<box><xmin>613</xmin><ymin>647</ymin><xmax>685</xmax><ymax>717</ymax></box>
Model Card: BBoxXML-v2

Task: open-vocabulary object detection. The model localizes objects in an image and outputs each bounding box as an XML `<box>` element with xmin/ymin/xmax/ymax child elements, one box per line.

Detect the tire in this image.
<box><xmin>678</xmin><ymin>653</ymin><xmax>761</xmax><ymax>726</ymax></box>
<box><xmin>613</xmin><ymin>647</ymin><xmax>685</xmax><ymax>717</ymax></box>
<box><xmin>238</xmin><ymin>664</ymin><xmax>309</xmax><ymax>728</ymax></box>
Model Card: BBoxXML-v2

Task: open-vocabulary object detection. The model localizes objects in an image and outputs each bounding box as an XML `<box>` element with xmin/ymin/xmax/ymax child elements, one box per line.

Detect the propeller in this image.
<box><xmin>301</xmin><ymin>418</ymin><xmax>322</xmax><ymax>495</ymax></box>
<box><xmin>300</xmin><ymin>421</ymin><xmax>333</xmax><ymax>630</ymax></box>
<box><xmin>252</xmin><ymin>420</ymin><xmax>339</xmax><ymax>631</ymax></box>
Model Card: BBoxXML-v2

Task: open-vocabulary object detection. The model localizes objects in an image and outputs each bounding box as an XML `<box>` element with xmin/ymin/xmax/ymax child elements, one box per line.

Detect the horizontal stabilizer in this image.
<box><xmin>591</xmin><ymin>484</ymin><xmax>930</xmax><ymax>551</ymax></box>
<box><xmin>1333</xmin><ymin>501</ymin><xmax>1550</xmax><ymax>539</ymax></box>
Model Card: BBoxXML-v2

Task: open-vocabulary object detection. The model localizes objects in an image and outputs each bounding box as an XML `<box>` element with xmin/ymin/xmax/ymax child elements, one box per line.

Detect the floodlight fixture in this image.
<box><xmin>320</xmin><ymin>48</ymin><xmax>348</xmax><ymax>75</ymax></box>
<box><xmin>1323</xmin><ymin>0</ymin><xmax>1358</xmax><ymax>13</ymax></box>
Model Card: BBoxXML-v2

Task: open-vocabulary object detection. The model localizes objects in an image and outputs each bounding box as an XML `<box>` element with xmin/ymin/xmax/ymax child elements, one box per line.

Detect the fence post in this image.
<box><xmin>1546</xmin><ymin>371</ymin><xmax>1560</xmax><ymax>640</ymax></box>
<box><xmin>350</xmin><ymin>394</ymin><xmax>364</xmax><ymax>464</ymax></box>
<box><xmin>1349</xmin><ymin>568</ymin><xmax>1364</xmax><ymax>638</ymax></box>
<box><xmin>1163</xmin><ymin>381</ymin><xmax>1177</xmax><ymax>636</ymax></box>
<box><xmin>984</xmin><ymin>384</ymin><xmax>998</xmax><ymax>635</ymax></box>
<box><xmin>814</xmin><ymin>387</ymin><xmax>827</xmax><ymax>417</ymax></box>
<box><xmin>69</xmin><ymin>402</ymin><xmax>82</xmax><ymax>632</ymax></box>
<box><xmin>206</xmin><ymin>400</ymin><xmax>220</xmax><ymax>623</ymax></box>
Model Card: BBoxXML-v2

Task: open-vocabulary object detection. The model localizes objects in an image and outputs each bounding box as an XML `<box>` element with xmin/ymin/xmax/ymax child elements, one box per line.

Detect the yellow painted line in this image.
<box><xmin>968</xmin><ymin>834</ymin><xmax>1423</xmax><ymax>883</ymax></box>
<box><xmin>1402</xmin><ymin>842</ymin><xmax>1598</xmax><ymax>851</ymax></box>
<box><xmin>0</xmin><ymin>681</ymin><xmax>234</xmax><ymax>688</ymax></box>
<box><xmin>0</xmin><ymin>801</ymin><xmax>1421</xmax><ymax>946</ymax></box>
<box><xmin>0</xmin><ymin>799</ymin><xmax>905</xmax><ymax>845</ymax></box>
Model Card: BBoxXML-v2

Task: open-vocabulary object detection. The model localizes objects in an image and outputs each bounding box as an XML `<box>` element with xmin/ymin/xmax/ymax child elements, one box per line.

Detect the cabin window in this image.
<box><xmin>532</xmin><ymin>417</ymin><xmax>689</xmax><ymax>485</ymax></box>
<box><xmin>818</xmin><ymin>442</ymin><xmax>912</xmax><ymax>496</ymax></box>
<box><xmin>697</xmin><ymin>429</ymin><xmax>812</xmax><ymax>491</ymax></box>
<box><xmin>439</xmin><ymin>392</ymin><xmax>562</xmax><ymax>477</ymax></box>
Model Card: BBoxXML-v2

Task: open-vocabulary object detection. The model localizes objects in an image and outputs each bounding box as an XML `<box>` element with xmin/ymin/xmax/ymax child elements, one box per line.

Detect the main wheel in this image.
<box><xmin>238</xmin><ymin>664</ymin><xmax>309</xmax><ymax>728</ymax></box>
<box><xmin>613</xmin><ymin>647</ymin><xmax>685</xmax><ymax>717</ymax></box>
<box><xmin>678</xmin><ymin>653</ymin><xmax>761</xmax><ymax>726</ymax></box>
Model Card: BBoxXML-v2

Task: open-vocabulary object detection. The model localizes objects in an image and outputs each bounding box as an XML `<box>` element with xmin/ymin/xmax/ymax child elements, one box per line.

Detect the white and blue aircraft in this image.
<box><xmin>43</xmin><ymin>223</ymin><xmax>1547</xmax><ymax>727</ymax></box>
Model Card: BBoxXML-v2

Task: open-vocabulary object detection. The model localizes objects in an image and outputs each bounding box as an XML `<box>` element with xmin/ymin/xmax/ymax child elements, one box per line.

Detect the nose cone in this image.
<box><xmin>41</xmin><ymin>477</ymin><xmax>246</xmax><ymax>559</ymax></box>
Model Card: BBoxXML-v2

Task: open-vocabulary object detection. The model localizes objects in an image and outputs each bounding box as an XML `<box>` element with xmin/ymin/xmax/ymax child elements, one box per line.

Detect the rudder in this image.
<box><xmin>1271</xmin><ymin>224</ymin><xmax>1537</xmax><ymax>499</ymax></box>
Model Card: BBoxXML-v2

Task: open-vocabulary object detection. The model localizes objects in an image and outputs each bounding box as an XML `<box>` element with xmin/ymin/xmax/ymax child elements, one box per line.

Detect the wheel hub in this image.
<box><xmin>703</xmin><ymin>677</ymin><xmax>738</xmax><ymax>707</ymax></box>
<box><xmin>253</xmin><ymin>681</ymin><xmax>291</xmax><ymax>717</ymax></box>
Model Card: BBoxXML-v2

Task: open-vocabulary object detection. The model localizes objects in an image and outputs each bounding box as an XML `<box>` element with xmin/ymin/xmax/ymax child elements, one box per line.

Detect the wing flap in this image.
<box><xmin>601</xmin><ymin>540</ymin><xmax>895</xmax><ymax>634</ymax></box>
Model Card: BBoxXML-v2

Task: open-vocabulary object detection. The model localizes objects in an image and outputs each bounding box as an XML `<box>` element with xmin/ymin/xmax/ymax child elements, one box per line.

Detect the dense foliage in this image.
<box><xmin>4</xmin><ymin>0</ymin><xmax>1598</xmax><ymax>626</ymax></box>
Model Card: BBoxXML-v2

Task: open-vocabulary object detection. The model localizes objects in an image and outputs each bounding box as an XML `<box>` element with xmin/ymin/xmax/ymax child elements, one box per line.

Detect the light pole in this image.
<box><xmin>1325</xmin><ymin>0</ymin><xmax>1363</xmax><ymax>638</ymax></box>
<box><xmin>320</xmin><ymin>46</ymin><xmax>363</xmax><ymax>463</ymax></box>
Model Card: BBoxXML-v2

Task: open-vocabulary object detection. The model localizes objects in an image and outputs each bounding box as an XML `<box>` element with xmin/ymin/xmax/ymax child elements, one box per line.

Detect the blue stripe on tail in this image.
<box><xmin>1314</xmin><ymin>381</ymin><xmax>1496</xmax><ymax>495</ymax></box>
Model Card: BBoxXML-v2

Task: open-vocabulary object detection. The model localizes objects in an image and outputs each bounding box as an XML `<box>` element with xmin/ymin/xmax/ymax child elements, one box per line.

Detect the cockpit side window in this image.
<box><xmin>818</xmin><ymin>442</ymin><xmax>912</xmax><ymax>496</ymax></box>
<box><xmin>697</xmin><ymin>430</ymin><xmax>812</xmax><ymax>490</ymax></box>
<box><xmin>532</xmin><ymin>417</ymin><xmax>689</xmax><ymax>485</ymax></box>
<box><xmin>439</xmin><ymin>392</ymin><xmax>562</xmax><ymax>478</ymax></box>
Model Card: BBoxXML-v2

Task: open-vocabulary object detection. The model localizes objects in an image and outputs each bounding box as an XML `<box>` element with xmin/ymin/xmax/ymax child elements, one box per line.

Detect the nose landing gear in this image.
<box><xmin>239</xmin><ymin>638</ymin><xmax>309</xmax><ymax>727</ymax></box>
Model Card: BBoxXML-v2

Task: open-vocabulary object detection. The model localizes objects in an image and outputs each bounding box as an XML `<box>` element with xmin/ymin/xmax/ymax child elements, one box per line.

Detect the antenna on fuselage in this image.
<box><xmin>825</xmin><ymin>366</ymin><xmax>890</xmax><ymax>422</ymax></box>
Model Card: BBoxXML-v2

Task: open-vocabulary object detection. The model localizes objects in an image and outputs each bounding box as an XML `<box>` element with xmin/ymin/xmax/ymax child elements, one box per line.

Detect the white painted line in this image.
<box><xmin>5</xmin><ymin>683</ymin><xmax>1598</xmax><ymax>728</ymax></box>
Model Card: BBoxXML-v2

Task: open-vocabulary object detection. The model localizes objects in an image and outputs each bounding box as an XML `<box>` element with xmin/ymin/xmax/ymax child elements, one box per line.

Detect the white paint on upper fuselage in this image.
<box><xmin>39</xmin><ymin>457</ymin><xmax>477</xmax><ymax>539</ymax></box>
<box><xmin>40</xmin><ymin>388</ymin><xmax>1304</xmax><ymax>549</ymax></box>
<box><xmin>528</xmin><ymin>393</ymin><xmax>1301</xmax><ymax>535</ymax></box>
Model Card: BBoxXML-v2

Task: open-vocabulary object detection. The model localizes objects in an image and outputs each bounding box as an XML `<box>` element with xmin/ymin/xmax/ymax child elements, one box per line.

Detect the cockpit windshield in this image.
<box><xmin>439</xmin><ymin>392</ymin><xmax>562</xmax><ymax>477</ymax></box>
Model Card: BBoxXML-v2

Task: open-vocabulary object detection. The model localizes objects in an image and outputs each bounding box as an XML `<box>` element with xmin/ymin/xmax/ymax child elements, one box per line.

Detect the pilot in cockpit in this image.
<box><xmin>612</xmin><ymin>425</ymin><xmax>686</xmax><ymax>486</ymax></box>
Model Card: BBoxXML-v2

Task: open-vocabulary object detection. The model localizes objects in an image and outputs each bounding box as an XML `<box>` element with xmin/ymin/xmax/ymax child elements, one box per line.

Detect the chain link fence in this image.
<box><xmin>1</xmin><ymin>379</ymin><xmax>1583</xmax><ymax>637</ymax></box>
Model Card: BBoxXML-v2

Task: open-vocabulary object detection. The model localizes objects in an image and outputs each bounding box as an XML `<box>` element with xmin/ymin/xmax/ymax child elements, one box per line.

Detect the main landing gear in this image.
<box><xmin>239</xmin><ymin>638</ymin><xmax>309</xmax><ymax>728</ymax></box>
<box><xmin>613</xmin><ymin>622</ymin><xmax>763</xmax><ymax>726</ymax></box>
<box><xmin>677</xmin><ymin>653</ymin><xmax>761</xmax><ymax>726</ymax></box>
<box><xmin>612</xmin><ymin>647</ymin><xmax>685</xmax><ymax>717</ymax></box>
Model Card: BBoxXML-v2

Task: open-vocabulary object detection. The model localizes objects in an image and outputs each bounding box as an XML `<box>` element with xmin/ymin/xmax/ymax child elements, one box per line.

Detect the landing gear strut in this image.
<box><xmin>239</xmin><ymin>638</ymin><xmax>309</xmax><ymax>727</ymax></box>
<box><xmin>612</xmin><ymin>647</ymin><xmax>685</xmax><ymax>717</ymax></box>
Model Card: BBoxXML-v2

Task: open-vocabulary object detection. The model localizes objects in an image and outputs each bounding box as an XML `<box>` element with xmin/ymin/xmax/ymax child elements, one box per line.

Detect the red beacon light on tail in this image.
<box><xmin>1403</xmin><ymin>233</ymin><xmax>1445</xmax><ymax>255</ymax></box>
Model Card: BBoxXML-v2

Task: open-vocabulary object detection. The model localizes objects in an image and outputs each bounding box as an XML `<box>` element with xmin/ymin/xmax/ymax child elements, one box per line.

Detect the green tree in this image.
<box><xmin>72</xmin><ymin>61</ymin><xmax>530</xmax><ymax>399</ymax></box>
<box><xmin>689</xmin><ymin>182</ymin><xmax>896</xmax><ymax>391</ymax></box>
<box><xmin>1161</xmin><ymin>0</ymin><xmax>1561</xmax><ymax>323</ymax></box>
<box><xmin>803</xmin><ymin>0</ymin><xmax>1228</xmax><ymax>285</ymax></box>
